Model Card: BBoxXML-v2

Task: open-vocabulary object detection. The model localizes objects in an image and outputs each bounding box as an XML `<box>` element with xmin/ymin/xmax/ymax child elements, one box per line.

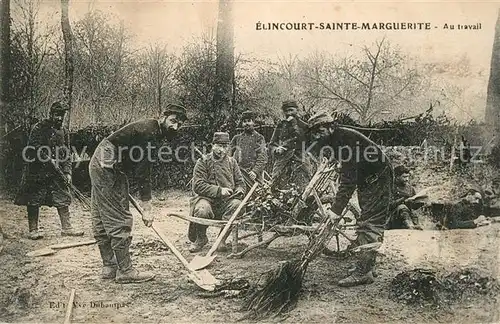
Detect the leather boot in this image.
<box><xmin>97</xmin><ymin>239</ymin><xmax>117</xmax><ymax>279</ymax></box>
<box><xmin>27</xmin><ymin>206</ymin><xmax>43</xmax><ymax>240</ymax></box>
<box><xmin>216</xmin><ymin>227</ymin><xmax>231</xmax><ymax>252</ymax></box>
<box><xmin>114</xmin><ymin>237</ymin><xmax>155</xmax><ymax>284</ymax></box>
<box><xmin>189</xmin><ymin>225</ymin><xmax>208</xmax><ymax>253</ymax></box>
<box><xmin>338</xmin><ymin>250</ymin><xmax>376</xmax><ymax>287</ymax></box>
<box><xmin>401</xmin><ymin>211</ymin><xmax>415</xmax><ymax>229</ymax></box>
<box><xmin>58</xmin><ymin>207</ymin><xmax>84</xmax><ymax>237</ymax></box>
<box><xmin>347</xmin><ymin>263</ymin><xmax>378</xmax><ymax>278</ymax></box>
<box><xmin>188</xmin><ymin>222</ymin><xmax>198</xmax><ymax>243</ymax></box>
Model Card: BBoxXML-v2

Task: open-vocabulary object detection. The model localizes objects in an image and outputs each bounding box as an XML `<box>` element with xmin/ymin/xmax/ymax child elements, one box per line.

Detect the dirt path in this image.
<box><xmin>1</xmin><ymin>191</ymin><xmax>499</xmax><ymax>323</ymax></box>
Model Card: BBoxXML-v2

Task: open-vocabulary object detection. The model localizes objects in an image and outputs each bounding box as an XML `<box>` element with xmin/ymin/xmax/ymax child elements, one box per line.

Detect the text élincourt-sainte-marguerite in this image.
<box><xmin>255</xmin><ymin>22</ymin><xmax>432</xmax><ymax>31</ymax></box>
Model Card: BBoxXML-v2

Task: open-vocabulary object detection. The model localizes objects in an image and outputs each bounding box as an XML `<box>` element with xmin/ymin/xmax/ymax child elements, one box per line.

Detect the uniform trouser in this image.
<box><xmin>27</xmin><ymin>205</ymin><xmax>72</xmax><ymax>231</ymax></box>
<box><xmin>387</xmin><ymin>204</ymin><xmax>417</xmax><ymax>229</ymax></box>
<box><xmin>89</xmin><ymin>140</ymin><xmax>133</xmax><ymax>269</ymax></box>
<box><xmin>355</xmin><ymin>168</ymin><xmax>394</xmax><ymax>246</ymax></box>
<box><xmin>191</xmin><ymin>197</ymin><xmax>242</xmax><ymax>241</ymax></box>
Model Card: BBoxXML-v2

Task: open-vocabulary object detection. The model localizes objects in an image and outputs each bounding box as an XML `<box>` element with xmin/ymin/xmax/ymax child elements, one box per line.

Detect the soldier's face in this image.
<box><xmin>50</xmin><ymin>112</ymin><xmax>65</xmax><ymax>129</ymax></box>
<box><xmin>162</xmin><ymin>114</ymin><xmax>184</xmax><ymax>132</ymax></box>
<box><xmin>212</xmin><ymin>143</ymin><xmax>228</xmax><ymax>157</ymax></box>
<box><xmin>465</xmin><ymin>192</ymin><xmax>482</xmax><ymax>205</ymax></box>
<box><xmin>311</xmin><ymin>126</ymin><xmax>330</xmax><ymax>140</ymax></box>
<box><xmin>283</xmin><ymin>107</ymin><xmax>297</xmax><ymax>118</ymax></box>
<box><xmin>242</xmin><ymin>119</ymin><xmax>255</xmax><ymax>130</ymax></box>
<box><xmin>400</xmin><ymin>173</ymin><xmax>410</xmax><ymax>184</ymax></box>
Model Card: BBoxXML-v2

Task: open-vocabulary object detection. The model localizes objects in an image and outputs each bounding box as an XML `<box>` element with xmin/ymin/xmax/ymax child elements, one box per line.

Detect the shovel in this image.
<box><xmin>128</xmin><ymin>195</ymin><xmax>219</xmax><ymax>291</ymax></box>
<box><xmin>189</xmin><ymin>182</ymin><xmax>259</xmax><ymax>271</ymax></box>
<box><xmin>26</xmin><ymin>239</ymin><xmax>97</xmax><ymax>257</ymax></box>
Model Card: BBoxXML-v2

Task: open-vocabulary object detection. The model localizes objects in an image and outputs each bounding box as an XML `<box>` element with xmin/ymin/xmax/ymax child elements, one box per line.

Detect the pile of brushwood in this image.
<box><xmin>389</xmin><ymin>268</ymin><xmax>499</xmax><ymax>307</ymax></box>
<box><xmin>245</xmin><ymin>183</ymin><xmax>315</xmax><ymax>229</ymax></box>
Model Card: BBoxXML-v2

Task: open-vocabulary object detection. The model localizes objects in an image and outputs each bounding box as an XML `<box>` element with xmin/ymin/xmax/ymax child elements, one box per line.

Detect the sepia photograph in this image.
<box><xmin>0</xmin><ymin>0</ymin><xmax>499</xmax><ymax>322</ymax></box>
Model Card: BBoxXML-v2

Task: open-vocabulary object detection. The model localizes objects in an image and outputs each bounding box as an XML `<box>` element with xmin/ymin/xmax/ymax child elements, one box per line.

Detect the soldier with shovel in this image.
<box><xmin>307</xmin><ymin>112</ymin><xmax>394</xmax><ymax>287</ymax></box>
<box><xmin>89</xmin><ymin>104</ymin><xmax>187</xmax><ymax>284</ymax></box>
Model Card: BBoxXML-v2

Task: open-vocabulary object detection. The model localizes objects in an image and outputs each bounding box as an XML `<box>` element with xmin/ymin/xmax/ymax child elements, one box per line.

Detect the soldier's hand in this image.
<box><xmin>234</xmin><ymin>187</ymin><xmax>245</xmax><ymax>197</ymax></box>
<box><xmin>275</xmin><ymin>146</ymin><xmax>286</xmax><ymax>155</ymax></box>
<box><xmin>65</xmin><ymin>174</ymin><xmax>72</xmax><ymax>184</ymax></box>
<box><xmin>327</xmin><ymin>209</ymin><xmax>340</xmax><ymax>223</ymax></box>
<box><xmin>248</xmin><ymin>171</ymin><xmax>257</xmax><ymax>181</ymax></box>
<box><xmin>220</xmin><ymin>187</ymin><xmax>233</xmax><ymax>197</ymax></box>
<box><xmin>141</xmin><ymin>200</ymin><xmax>154</xmax><ymax>227</ymax></box>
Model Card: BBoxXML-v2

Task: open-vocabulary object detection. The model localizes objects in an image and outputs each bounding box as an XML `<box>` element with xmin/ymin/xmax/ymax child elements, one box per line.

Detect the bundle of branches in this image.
<box><xmin>245</xmin><ymin>183</ymin><xmax>303</xmax><ymax>228</ymax></box>
<box><xmin>241</xmin><ymin>206</ymin><xmax>338</xmax><ymax>320</ymax></box>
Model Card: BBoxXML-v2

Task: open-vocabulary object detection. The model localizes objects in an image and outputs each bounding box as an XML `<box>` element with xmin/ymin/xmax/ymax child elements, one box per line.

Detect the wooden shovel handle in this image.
<box><xmin>206</xmin><ymin>182</ymin><xmax>259</xmax><ymax>257</ymax></box>
<box><xmin>151</xmin><ymin>224</ymin><xmax>193</xmax><ymax>271</ymax></box>
<box><xmin>128</xmin><ymin>194</ymin><xmax>198</xmax><ymax>275</ymax></box>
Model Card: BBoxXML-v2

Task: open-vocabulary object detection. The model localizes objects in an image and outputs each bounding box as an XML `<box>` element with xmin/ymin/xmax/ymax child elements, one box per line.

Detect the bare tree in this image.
<box><xmin>10</xmin><ymin>0</ymin><xmax>60</xmax><ymax>124</ymax></box>
<box><xmin>0</xmin><ymin>0</ymin><xmax>11</xmax><ymax>190</ymax></box>
<box><xmin>72</xmin><ymin>10</ymin><xmax>132</xmax><ymax>124</ymax></box>
<box><xmin>139</xmin><ymin>43</ymin><xmax>177</xmax><ymax>115</ymax></box>
<box><xmin>176</xmin><ymin>32</ymin><xmax>217</xmax><ymax>130</ymax></box>
<box><xmin>486</xmin><ymin>9</ymin><xmax>500</xmax><ymax>132</ymax></box>
<box><xmin>60</xmin><ymin>0</ymin><xmax>74</xmax><ymax>132</ymax></box>
<box><xmin>300</xmin><ymin>39</ymin><xmax>422</xmax><ymax>124</ymax></box>
<box><xmin>213</xmin><ymin>0</ymin><xmax>234</xmax><ymax>129</ymax></box>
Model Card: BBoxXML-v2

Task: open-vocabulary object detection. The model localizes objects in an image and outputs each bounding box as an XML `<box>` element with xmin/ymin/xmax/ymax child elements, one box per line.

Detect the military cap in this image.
<box><xmin>50</xmin><ymin>101</ymin><xmax>69</xmax><ymax>113</ymax></box>
<box><xmin>281</xmin><ymin>100</ymin><xmax>299</xmax><ymax>110</ymax></box>
<box><xmin>212</xmin><ymin>132</ymin><xmax>230</xmax><ymax>144</ymax></box>
<box><xmin>307</xmin><ymin>112</ymin><xmax>334</xmax><ymax>129</ymax></box>
<box><xmin>240</xmin><ymin>110</ymin><xmax>255</xmax><ymax>121</ymax></box>
<box><xmin>394</xmin><ymin>165</ymin><xmax>410</xmax><ymax>176</ymax></box>
<box><xmin>163</xmin><ymin>103</ymin><xmax>188</xmax><ymax>121</ymax></box>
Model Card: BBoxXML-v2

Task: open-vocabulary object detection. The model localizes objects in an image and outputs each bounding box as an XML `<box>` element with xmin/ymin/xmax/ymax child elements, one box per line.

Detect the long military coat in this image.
<box><xmin>15</xmin><ymin>119</ymin><xmax>72</xmax><ymax>207</ymax></box>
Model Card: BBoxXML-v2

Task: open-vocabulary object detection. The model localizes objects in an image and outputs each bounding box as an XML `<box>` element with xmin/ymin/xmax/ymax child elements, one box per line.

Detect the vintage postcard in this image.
<box><xmin>0</xmin><ymin>0</ymin><xmax>499</xmax><ymax>323</ymax></box>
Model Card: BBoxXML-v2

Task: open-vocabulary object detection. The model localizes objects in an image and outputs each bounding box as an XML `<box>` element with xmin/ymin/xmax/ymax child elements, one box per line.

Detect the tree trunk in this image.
<box><xmin>61</xmin><ymin>0</ymin><xmax>74</xmax><ymax>132</ymax></box>
<box><xmin>486</xmin><ymin>9</ymin><xmax>500</xmax><ymax>132</ymax></box>
<box><xmin>0</xmin><ymin>0</ymin><xmax>11</xmax><ymax>191</ymax></box>
<box><xmin>213</xmin><ymin>0</ymin><xmax>234</xmax><ymax>130</ymax></box>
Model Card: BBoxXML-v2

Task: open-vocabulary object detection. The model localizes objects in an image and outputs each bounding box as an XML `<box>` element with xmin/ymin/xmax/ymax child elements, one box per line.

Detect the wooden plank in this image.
<box><xmin>167</xmin><ymin>212</ymin><xmax>249</xmax><ymax>227</ymax></box>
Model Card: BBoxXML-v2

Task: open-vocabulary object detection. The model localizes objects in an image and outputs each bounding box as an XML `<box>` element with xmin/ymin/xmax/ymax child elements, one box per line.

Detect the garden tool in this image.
<box><xmin>128</xmin><ymin>194</ymin><xmax>219</xmax><ymax>291</ymax></box>
<box><xmin>188</xmin><ymin>182</ymin><xmax>259</xmax><ymax>271</ymax></box>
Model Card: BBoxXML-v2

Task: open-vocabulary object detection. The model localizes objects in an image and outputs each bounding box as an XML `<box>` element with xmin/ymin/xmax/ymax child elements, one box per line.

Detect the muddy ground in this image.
<box><xmin>0</xmin><ymin>190</ymin><xmax>499</xmax><ymax>323</ymax></box>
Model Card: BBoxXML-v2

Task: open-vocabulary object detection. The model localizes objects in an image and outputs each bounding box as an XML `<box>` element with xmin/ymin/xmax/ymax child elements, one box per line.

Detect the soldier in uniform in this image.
<box><xmin>269</xmin><ymin>100</ymin><xmax>313</xmax><ymax>192</ymax></box>
<box><xmin>230</xmin><ymin>110</ymin><xmax>268</xmax><ymax>185</ymax></box>
<box><xmin>188</xmin><ymin>132</ymin><xmax>245</xmax><ymax>253</ymax></box>
<box><xmin>307</xmin><ymin>112</ymin><xmax>394</xmax><ymax>287</ymax></box>
<box><xmin>15</xmin><ymin>101</ymin><xmax>84</xmax><ymax>240</ymax></box>
<box><xmin>387</xmin><ymin>165</ymin><xmax>421</xmax><ymax>230</ymax></box>
<box><xmin>89</xmin><ymin>104</ymin><xmax>187</xmax><ymax>284</ymax></box>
